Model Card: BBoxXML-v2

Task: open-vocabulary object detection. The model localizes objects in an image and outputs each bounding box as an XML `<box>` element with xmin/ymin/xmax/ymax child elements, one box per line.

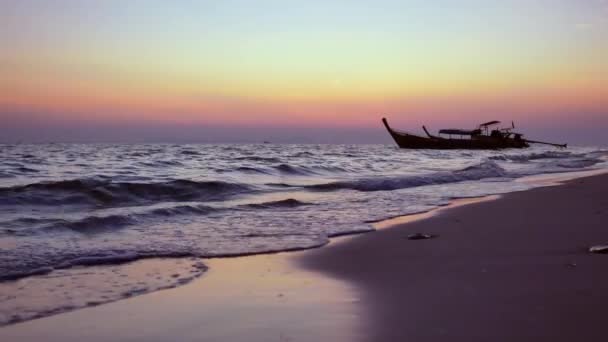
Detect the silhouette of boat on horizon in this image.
<box><xmin>382</xmin><ymin>117</ymin><xmax>567</xmax><ymax>150</ymax></box>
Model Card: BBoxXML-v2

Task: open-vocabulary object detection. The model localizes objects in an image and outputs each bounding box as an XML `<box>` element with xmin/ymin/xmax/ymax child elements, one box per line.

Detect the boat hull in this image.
<box><xmin>382</xmin><ymin>118</ymin><xmax>529</xmax><ymax>150</ymax></box>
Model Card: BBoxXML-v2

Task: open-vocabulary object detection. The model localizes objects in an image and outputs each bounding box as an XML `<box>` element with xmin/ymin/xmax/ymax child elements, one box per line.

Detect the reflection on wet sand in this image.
<box><xmin>0</xmin><ymin>252</ymin><xmax>365</xmax><ymax>342</ymax></box>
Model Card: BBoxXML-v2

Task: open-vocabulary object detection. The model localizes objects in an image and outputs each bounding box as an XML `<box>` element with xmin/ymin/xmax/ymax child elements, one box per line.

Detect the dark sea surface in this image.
<box><xmin>1</xmin><ymin>143</ymin><xmax>607</xmax><ymax>324</ymax></box>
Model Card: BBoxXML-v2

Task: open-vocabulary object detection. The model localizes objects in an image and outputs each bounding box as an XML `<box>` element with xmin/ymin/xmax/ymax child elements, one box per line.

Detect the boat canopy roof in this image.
<box><xmin>438</xmin><ymin>129</ymin><xmax>482</xmax><ymax>136</ymax></box>
<box><xmin>479</xmin><ymin>120</ymin><xmax>500</xmax><ymax>127</ymax></box>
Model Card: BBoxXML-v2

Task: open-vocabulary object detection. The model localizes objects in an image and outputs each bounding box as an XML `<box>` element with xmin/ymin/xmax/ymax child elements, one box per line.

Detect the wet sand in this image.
<box><xmin>0</xmin><ymin>254</ymin><xmax>365</xmax><ymax>342</ymax></box>
<box><xmin>301</xmin><ymin>173</ymin><xmax>608</xmax><ymax>341</ymax></box>
<box><xmin>2</xmin><ymin>172</ymin><xmax>608</xmax><ymax>341</ymax></box>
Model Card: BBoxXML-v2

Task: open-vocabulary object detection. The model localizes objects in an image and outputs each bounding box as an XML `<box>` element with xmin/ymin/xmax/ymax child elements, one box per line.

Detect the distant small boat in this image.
<box><xmin>382</xmin><ymin>117</ymin><xmax>567</xmax><ymax>150</ymax></box>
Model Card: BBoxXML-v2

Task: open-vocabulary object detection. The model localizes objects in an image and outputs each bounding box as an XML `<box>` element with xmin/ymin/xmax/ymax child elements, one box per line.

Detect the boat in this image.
<box><xmin>382</xmin><ymin>117</ymin><xmax>567</xmax><ymax>150</ymax></box>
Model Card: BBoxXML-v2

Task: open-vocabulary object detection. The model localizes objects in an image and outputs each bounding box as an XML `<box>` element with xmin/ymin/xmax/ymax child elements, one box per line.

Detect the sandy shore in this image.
<box><xmin>0</xmin><ymin>254</ymin><xmax>365</xmax><ymax>342</ymax></box>
<box><xmin>301</xmin><ymin>173</ymin><xmax>608</xmax><ymax>341</ymax></box>
<box><xmin>2</xmin><ymin>172</ymin><xmax>607</xmax><ymax>341</ymax></box>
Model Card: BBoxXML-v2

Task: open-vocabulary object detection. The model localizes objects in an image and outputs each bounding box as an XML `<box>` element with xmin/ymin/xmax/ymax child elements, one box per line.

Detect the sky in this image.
<box><xmin>1</xmin><ymin>0</ymin><xmax>607</xmax><ymax>144</ymax></box>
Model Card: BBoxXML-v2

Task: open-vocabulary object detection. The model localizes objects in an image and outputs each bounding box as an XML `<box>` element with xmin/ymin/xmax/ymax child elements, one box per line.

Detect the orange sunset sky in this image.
<box><xmin>1</xmin><ymin>0</ymin><xmax>607</xmax><ymax>144</ymax></box>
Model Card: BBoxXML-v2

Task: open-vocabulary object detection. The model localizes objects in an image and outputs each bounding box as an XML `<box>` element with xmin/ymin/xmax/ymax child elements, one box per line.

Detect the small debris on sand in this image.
<box><xmin>407</xmin><ymin>233</ymin><xmax>437</xmax><ymax>240</ymax></box>
<box><xmin>589</xmin><ymin>245</ymin><xmax>608</xmax><ymax>254</ymax></box>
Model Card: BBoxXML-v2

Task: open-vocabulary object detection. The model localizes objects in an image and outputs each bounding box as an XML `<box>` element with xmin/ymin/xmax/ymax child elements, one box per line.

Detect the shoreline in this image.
<box><xmin>1</xmin><ymin>169</ymin><xmax>607</xmax><ymax>341</ymax></box>
<box><xmin>0</xmin><ymin>251</ymin><xmax>366</xmax><ymax>342</ymax></box>
<box><xmin>300</xmin><ymin>172</ymin><xmax>608</xmax><ymax>341</ymax></box>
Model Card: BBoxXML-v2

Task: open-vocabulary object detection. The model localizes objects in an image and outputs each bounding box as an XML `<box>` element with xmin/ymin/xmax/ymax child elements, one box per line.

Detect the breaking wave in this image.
<box><xmin>489</xmin><ymin>151</ymin><xmax>582</xmax><ymax>162</ymax></box>
<box><xmin>306</xmin><ymin>160</ymin><xmax>508</xmax><ymax>192</ymax></box>
<box><xmin>0</xmin><ymin>178</ymin><xmax>254</xmax><ymax>206</ymax></box>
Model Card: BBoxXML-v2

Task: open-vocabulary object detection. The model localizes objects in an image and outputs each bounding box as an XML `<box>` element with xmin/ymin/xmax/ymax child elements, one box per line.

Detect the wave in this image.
<box><xmin>316</xmin><ymin>165</ymin><xmax>349</xmax><ymax>173</ymax></box>
<box><xmin>180</xmin><ymin>150</ymin><xmax>200</xmax><ymax>156</ymax></box>
<box><xmin>552</xmin><ymin>158</ymin><xmax>602</xmax><ymax>169</ymax></box>
<box><xmin>489</xmin><ymin>151</ymin><xmax>580</xmax><ymax>162</ymax></box>
<box><xmin>148</xmin><ymin>204</ymin><xmax>218</xmax><ymax>216</ymax></box>
<box><xmin>0</xmin><ymin>236</ymin><xmax>325</xmax><ymax>283</ymax></box>
<box><xmin>306</xmin><ymin>160</ymin><xmax>508</xmax><ymax>192</ymax></box>
<box><xmin>273</xmin><ymin>163</ymin><xmax>315</xmax><ymax>175</ymax></box>
<box><xmin>587</xmin><ymin>150</ymin><xmax>608</xmax><ymax>160</ymax></box>
<box><xmin>227</xmin><ymin>164</ymin><xmax>347</xmax><ymax>176</ymax></box>
<box><xmin>243</xmin><ymin>198</ymin><xmax>310</xmax><ymax>209</ymax></box>
<box><xmin>128</xmin><ymin>152</ymin><xmax>147</xmax><ymax>157</ymax></box>
<box><xmin>3</xmin><ymin>199</ymin><xmax>309</xmax><ymax>236</ymax></box>
<box><xmin>3</xmin><ymin>204</ymin><xmax>220</xmax><ymax>235</ymax></box>
<box><xmin>276</xmin><ymin>163</ymin><xmax>349</xmax><ymax>175</ymax></box>
<box><xmin>0</xmin><ymin>250</ymin><xmax>199</xmax><ymax>282</ymax></box>
<box><xmin>264</xmin><ymin>182</ymin><xmax>294</xmax><ymax>188</ymax></box>
<box><xmin>289</xmin><ymin>151</ymin><xmax>315</xmax><ymax>158</ymax></box>
<box><xmin>232</xmin><ymin>166</ymin><xmax>272</xmax><ymax>174</ymax></box>
<box><xmin>139</xmin><ymin>160</ymin><xmax>184</xmax><ymax>167</ymax></box>
<box><xmin>490</xmin><ymin>151</ymin><xmax>605</xmax><ymax>174</ymax></box>
<box><xmin>1</xmin><ymin>215</ymin><xmax>138</xmax><ymax>236</ymax></box>
<box><xmin>17</xmin><ymin>166</ymin><xmax>39</xmax><ymax>173</ymax></box>
<box><xmin>0</xmin><ymin>178</ymin><xmax>254</xmax><ymax>206</ymax></box>
<box><xmin>44</xmin><ymin>215</ymin><xmax>138</xmax><ymax>233</ymax></box>
<box><xmin>233</xmin><ymin>156</ymin><xmax>283</xmax><ymax>163</ymax></box>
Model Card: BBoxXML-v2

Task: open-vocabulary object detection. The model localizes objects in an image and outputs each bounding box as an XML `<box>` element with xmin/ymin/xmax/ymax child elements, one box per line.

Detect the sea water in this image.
<box><xmin>1</xmin><ymin>143</ymin><xmax>607</xmax><ymax>324</ymax></box>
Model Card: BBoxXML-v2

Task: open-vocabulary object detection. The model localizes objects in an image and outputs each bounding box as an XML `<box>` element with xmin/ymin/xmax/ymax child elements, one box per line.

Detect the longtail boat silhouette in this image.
<box><xmin>382</xmin><ymin>117</ymin><xmax>567</xmax><ymax>150</ymax></box>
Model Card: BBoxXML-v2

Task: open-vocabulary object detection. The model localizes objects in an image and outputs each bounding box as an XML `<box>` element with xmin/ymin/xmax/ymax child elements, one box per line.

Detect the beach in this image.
<box><xmin>0</xmin><ymin>172</ymin><xmax>606</xmax><ymax>341</ymax></box>
<box><xmin>3</xmin><ymin>0</ymin><xmax>608</xmax><ymax>340</ymax></box>
<box><xmin>302</xmin><ymin>172</ymin><xmax>608</xmax><ymax>341</ymax></box>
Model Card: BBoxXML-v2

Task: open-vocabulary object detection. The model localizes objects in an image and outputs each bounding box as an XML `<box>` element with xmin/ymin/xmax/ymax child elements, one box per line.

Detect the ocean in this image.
<box><xmin>1</xmin><ymin>143</ymin><xmax>607</xmax><ymax>325</ymax></box>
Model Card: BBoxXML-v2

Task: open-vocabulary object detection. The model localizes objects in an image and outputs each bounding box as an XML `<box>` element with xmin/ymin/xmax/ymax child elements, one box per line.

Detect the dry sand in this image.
<box><xmin>301</xmin><ymin>173</ymin><xmax>608</xmax><ymax>341</ymax></box>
